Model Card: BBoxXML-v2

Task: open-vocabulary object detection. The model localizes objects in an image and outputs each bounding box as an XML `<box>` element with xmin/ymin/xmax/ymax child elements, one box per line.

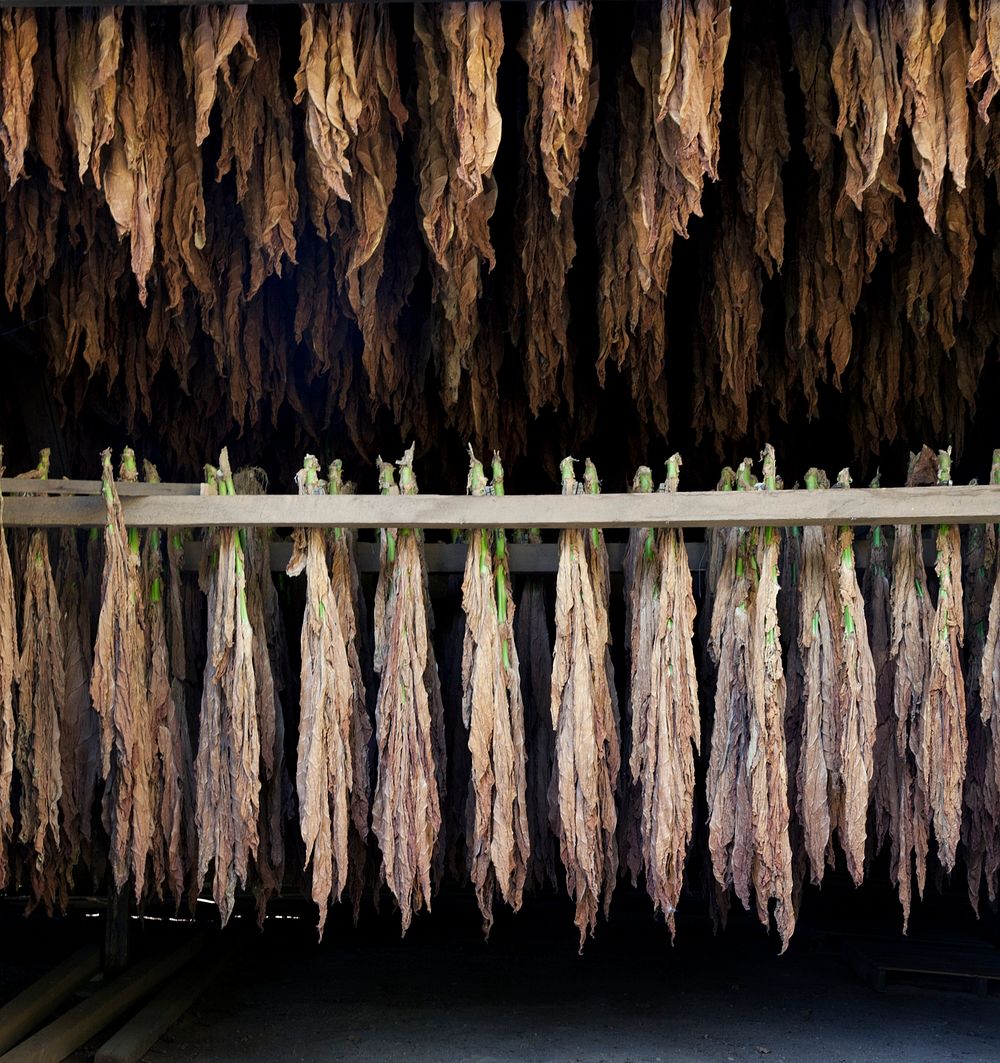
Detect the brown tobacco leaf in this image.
<box><xmin>888</xmin><ymin>447</ymin><xmax>938</xmax><ymax>930</ymax></box>
<box><xmin>91</xmin><ymin>449</ymin><xmax>153</xmax><ymax>904</ymax></box>
<box><xmin>595</xmin><ymin>67</ymin><xmax>668</xmax><ymax>436</ymax></box>
<box><xmin>707</xmin><ymin>463</ymin><xmax>757</xmax><ymax>920</ymax></box>
<box><xmin>181</xmin><ymin>3</ymin><xmax>256</xmax><ymax>147</ymax></box>
<box><xmin>234</xmin><ymin>467</ymin><xmax>288</xmax><ymax>924</ymax></box>
<box><xmin>142</xmin><ymin>462</ymin><xmax>195</xmax><ymax>911</ymax></box>
<box><xmin>795</xmin><ymin>473</ymin><xmax>840</xmax><ymax>884</ymax></box>
<box><xmin>0</xmin><ymin>454</ymin><xmax>15</xmax><ymax>888</ymax></box>
<box><xmin>831</xmin><ymin>472</ymin><xmax>877</xmax><ymax>884</ymax></box>
<box><xmin>747</xmin><ymin>449</ymin><xmax>795</xmax><ymax>950</ymax></box>
<box><xmin>288</xmin><ymin>456</ymin><xmax>355</xmax><ymax>937</ymax></box>
<box><xmin>412</xmin><ymin>1</ymin><xmax>503</xmax><ymax>408</ymax></box>
<box><xmin>326</xmin><ymin>463</ymin><xmax>372</xmax><ymax>922</ymax></box>
<box><xmin>701</xmin><ymin>184</ymin><xmax>763</xmax><ymax>438</ymax></box>
<box><xmin>55</xmin><ymin>530</ymin><xmax>101</xmax><ymax>897</ymax></box>
<box><xmin>601</xmin><ymin>0</ymin><xmax>730</xmax><ymax>434</ymax></box>
<box><xmin>969</xmin><ymin>0</ymin><xmax>1000</xmax><ymax>119</ymax></box>
<box><xmin>550</xmin><ymin>458</ymin><xmax>620</xmax><ymax>947</ymax></box>
<box><xmin>923</xmin><ymin>451</ymin><xmax>967</xmax><ymax>872</ymax></box>
<box><xmin>17</xmin><ymin>521</ymin><xmax>64</xmax><ymax>907</ymax></box>
<box><xmin>621</xmin><ymin>469</ymin><xmax>654</xmax><ymax>889</ymax></box>
<box><xmin>371</xmin><ymin>450</ymin><xmax>446</xmax><ymax>933</ymax></box>
<box><xmin>628</xmin><ymin>458</ymin><xmax>699</xmax><ymax>936</ymax></box>
<box><xmin>794</xmin><ymin>471</ymin><xmax>876</xmax><ymax>886</ymax></box>
<box><xmin>738</xmin><ymin>23</ymin><xmax>790</xmax><ymax>273</ymax></box>
<box><xmin>101</xmin><ymin>11</ymin><xmax>170</xmax><ymax>304</ymax></box>
<box><xmin>707</xmin><ymin>452</ymin><xmax>794</xmax><ymax>950</ymax></box>
<box><xmin>515</xmin><ymin>558</ymin><xmax>557</xmax><ymax>894</ymax></box>
<box><xmin>195</xmin><ymin>450</ymin><xmax>260</xmax><ymax>926</ymax></box>
<box><xmin>830</xmin><ymin>0</ymin><xmax>902</xmax><ymax>208</ymax></box>
<box><xmin>216</xmin><ymin>20</ymin><xmax>298</xmax><ymax>299</ymax></box>
<box><xmin>295</xmin><ymin>4</ymin><xmax>407</xmax><ymax>408</ymax></box>
<box><xmin>64</xmin><ymin>7</ymin><xmax>122</xmax><ymax>184</ymax></box>
<box><xmin>648</xmin><ymin>0</ymin><xmax>731</xmax><ymax>238</ymax></box>
<box><xmin>460</xmin><ymin>451</ymin><xmax>530</xmax><ymax>933</ymax></box>
<box><xmin>0</xmin><ymin>9</ymin><xmax>38</xmax><ymax>187</ymax></box>
<box><xmin>900</xmin><ymin>0</ymin><xmax>970</xmax><ymax>232</ymax></box>
<box><xmin>513</xmin><ymin>1</ymin><xmax>597</xmax><ymax>414</ymax></box>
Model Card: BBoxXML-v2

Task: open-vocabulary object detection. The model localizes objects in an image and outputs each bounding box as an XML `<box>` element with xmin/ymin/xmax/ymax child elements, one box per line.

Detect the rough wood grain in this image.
<box><xmin>3</xmin><ymin>487</ymin><xmax>1000</xmax><ymax>530</ymax></box>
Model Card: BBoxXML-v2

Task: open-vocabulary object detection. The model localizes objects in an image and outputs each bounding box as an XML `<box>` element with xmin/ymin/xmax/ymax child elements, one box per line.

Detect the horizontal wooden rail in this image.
<box><xmin>1</xmin><ymin>485</ymin><xmax>999</xmax><ymax>530</ymax></box>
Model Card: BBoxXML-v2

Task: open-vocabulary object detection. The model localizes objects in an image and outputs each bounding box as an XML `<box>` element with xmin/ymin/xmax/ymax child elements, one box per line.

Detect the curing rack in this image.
<box><xmin>1</xmin><ymin>475</ymin><xmax>997</xmax><ymax>577</ymax></box>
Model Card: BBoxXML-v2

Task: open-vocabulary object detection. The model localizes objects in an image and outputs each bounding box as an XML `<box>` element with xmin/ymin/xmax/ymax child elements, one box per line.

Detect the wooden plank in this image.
<box><xmin>0</xmin><ymin>937</ymin><xmax>203</xmax><ymax>1063</ymax></box>
<box><xmin>0</xmin><ymin>479</ymin><xmax>201</xmax><ymax>497</ymax></box>
<box><xmin>5</xmin><ymin>485</ymin><xmax>999</xmax><ymax>530</ymax></box>
<box><xmin>93</xmin><ymin>955</ymin><xmax>226</xmax><ymax>1063</ymax></box>
<box><xmin>0</xmin><ymin>946</ymin><xmax>101</xmax><ymax>1056</ymax></box>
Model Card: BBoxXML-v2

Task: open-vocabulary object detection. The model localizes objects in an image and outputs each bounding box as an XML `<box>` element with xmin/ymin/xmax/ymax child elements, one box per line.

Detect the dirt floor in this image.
<box><xmin>141</xmin><ymin>890</ymin><xmax>1000</xmax><ymax>1063</ymax></box>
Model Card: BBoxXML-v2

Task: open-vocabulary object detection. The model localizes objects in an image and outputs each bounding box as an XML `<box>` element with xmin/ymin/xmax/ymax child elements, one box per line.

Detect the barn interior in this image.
<box><xmin>1</xmin><ymin>1</ymin><xmax>1000</xmax><ymax>1059</ymax></box>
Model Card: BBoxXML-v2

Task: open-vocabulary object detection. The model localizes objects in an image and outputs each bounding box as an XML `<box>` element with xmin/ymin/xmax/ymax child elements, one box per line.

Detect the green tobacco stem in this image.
<box><xmin>492</xmin><ymin>453</ymin><xmax>510</xmax><ymax>669</ymax></box>
<box><xmin>584</xmin><ymin>459</ymin><xmax>600</xmax><ymax>549</ymax></box>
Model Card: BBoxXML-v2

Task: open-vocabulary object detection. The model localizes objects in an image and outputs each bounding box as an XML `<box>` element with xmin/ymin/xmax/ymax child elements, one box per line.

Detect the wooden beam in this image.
<box><xmin>0</xmin><ymin>937</ymin><xmax>203</xmax><ymax>1063</ymax></box>
<box><xmin>93</xmin><ymin>955</ymin><xmax>226</xmax><ymax>1063</ymax></box>
<box><xmin>2</xmin><ymin>486</ymin><xmax>1000</xmax><ymax>530</ymax></box>
<box><xmin>0</xmin><ymin>946</ymin><xmax>101</xmax><ymax>1056</ymax></box>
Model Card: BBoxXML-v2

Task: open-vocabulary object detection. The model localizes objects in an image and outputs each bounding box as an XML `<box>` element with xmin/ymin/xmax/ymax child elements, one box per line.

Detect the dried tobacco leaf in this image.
<box><xmin>707</xmin><ymin>461</ymin><xmax>757</xmax><ymax>918</ymax></box>
<box><xmin>234</xmin><ymin>467</ymin><xmax>288</xmax><ymax>924</ymax></box>
<box><xmin>738</xmin><ymin>17</ymin><xmax>789</xmax><ymax>274</ymax></box>
<box><xmin>64</xmin><ymin>7</ymin><xmax>122</xmax><ymax>184</ymax></box>
<box><xmin>194</xmin><ymin>450</ymin><xmax>260</xmax><ymax>926</ymax></box>
<box><xmin>831</xmin><ymin>470</ymin><xmax>877</xmax><ymax>884</ymax></box>
<box><xmin>794</xmin><ymin>471</ymin><xmax>840</xmax><ymax>884</ymax></box>
<box><xmin>295</xmin><ymin>4</ymin><xmax>406</xmax><ymax>407</ymax></box>
<box><xmin>288</xmin><ymin>455</ymin><xmax>354</xmax><ymax>937</ymax></box>
<box><xmin>969</xmin><ymin>0</ymin><xmax>1000</xmax><ymax>120</ymax></box>
<box><xmin>513</xmin><ymin>1</ymin><xmax>597</xmax><ymax>414</ymax></box>
<box><xmin>628</xmin><ymin>457</ymin><xmax>699</xmax><ymax>935</ymax></box>
<box><xmin>0</xmin><ymin>9</ymin><xmax>38</xmax><ymax>187</ymax></box>
<box><xmin>91</xmin><ymin>448</ymin><xmax>153</xmax><ymax>904</ymax></box>
<box><xmin>100</xmin><ymin>10</ymin><xmax>169</xmax><ymax>304</ymax></box>
<box><xmin>830</xmin><ymin>0</ymin><xmax>902</xmax><ymax>208</ymax></box>
<box><xmin>181</xmin><ymin>3</ymin><xmax>256</xmax><ymax>147</ymax></box>
<box><xmin>888</xmin><ymin>446</ymin><xmax>938</xmax><ymax>930</ymax></box>
<box><xmin>412</xmin><ymin>1</ymin><xmax>503</xmax><ymax>408</ymax></box>
<box><xmin>16</xmin><ymin>453</ymin><xmax>64</xmax><ymax>909</ymax></box>
<box><xmin>707</xmin><ymin>450</ymin><xmax>794</xmax><ymax>950</ymax></box>
<box><xmin>923</xmin><ymin>448</ymin><xmax>967</xmax><ymax>872</ymax></box>
<box><xmin>747</xmin><ymin>448</ymin><xmax>795</xmax><ymax>949</ymax></box>
<box><xmin>899</xmin><ymin>0</ymin><xmax>970</xmax><ymax>232</ymax></box>
<box><xmin>327</xmin><ymin>461</ymin><xmax>372</xmax><ymax>922</ymax></box>
<box><xmin>371</xmin><ymin>448</ymin><xmax>446</xmax><ymax>932</ymax></box>
<box><xmin>142</xmin><ymin>461</ymin><xmax>195</xmax><ymax>911</ymax></box>
<box><xmin>460</xmin><ymin>451</ymin><xmax>530</xmax><ymax>933</ymax></box>
<box><xmin>550</xmin><ymin>458</ymin><xmax>620</xmax><ymax>946</ymax></box>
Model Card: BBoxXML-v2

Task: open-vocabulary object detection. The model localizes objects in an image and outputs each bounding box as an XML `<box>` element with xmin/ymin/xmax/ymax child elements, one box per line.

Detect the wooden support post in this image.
<box><xmin>93</xmin><ymin>954</ymin><xmax>226</xmax><ymax>1063</ymax></box>
<box><xmin>103</xmin><ymin>889</ymin><xmax>129</xmax><ymax>975</ymax></box>
<box><xmin>0</xmin><ymin>946</ymin><xmax>101</xmax><ymax>1055</ymax></box>
<box><xmin>0</xmin><ymin>937</ymin><xmax>204</xmax><ymax>1063</ymax></box>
